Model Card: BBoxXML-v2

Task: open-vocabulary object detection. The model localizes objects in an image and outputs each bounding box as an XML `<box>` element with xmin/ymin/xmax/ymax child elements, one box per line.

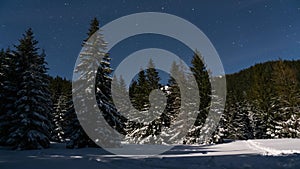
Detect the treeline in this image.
<box><xmin>219</xmin><ymin>60</ymin><xmax>300</xmax><ymax>140</ymax></box>
<box><xmin>0</xmin><ymin>18</ymin><xmax>108</xmax><ymax>149</ymax></box>
<box><xmin>121</xmin><ymin>53</ymin><xmax>213</xmax><ymax>144</ymax></box>
<box><xmin>0</xmin><ymin>17</ymin><xmax>299</xmax><ymax>150</ymax></box>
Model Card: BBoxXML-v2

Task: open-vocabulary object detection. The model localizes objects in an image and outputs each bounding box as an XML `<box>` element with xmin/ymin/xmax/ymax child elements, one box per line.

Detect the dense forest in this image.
<box><xmin>0</xmin><ymin>18</ymin><xmax>299</xmax><ymax>150</ymax></box>
<box><xmin>222</xmin><ymin>60</ymin><xmax>300</xmax><ymax>140</ymax></box>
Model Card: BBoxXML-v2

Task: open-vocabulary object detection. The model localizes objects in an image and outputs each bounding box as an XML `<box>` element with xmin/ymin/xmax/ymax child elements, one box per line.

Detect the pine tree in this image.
<box><xmin>126</xmin><ymin>69</ymin><xmax>150</xmax><ymax>143</ymax></box>
<box><xmin>250</xmin><ymin>101</ymin><xmax>266</xmax><ymax>139</ymax></box>
<box><xmin>146</xmin><ymin>59</ymin><xmax>161</xmax><ymax>89</ymax></box>
<box><xmin>165</xmin><ymin>61</ymin><xmax>181</xmax><ymax>129</ymax></box>
<box><xmin>270</xmin><ymin>60</ymin><xmax>300</xmax><ymax>138</ymax></box>
<box><xmin>212</xmin><ymin>113</ymin><xmax>226</xmax><ymax>143</ymax></box>
<box><xmin>84</xmin><ymin>17</ymin><xmax>99</xmax><ymax>43</ymax></box>
<box><xmin>0</xmin><ymin>49</ymin><xmax>7</xmax><ymax>144</ymax></box>
<box><xmin>235</xmin><ymin>101</ymin><xmax>254</xmax><ymax>139</ymax></box>
<box><xmin>95</xmin><ymin>53</ymin><xmax>125</xmax><ymax>139</ymax></box>
<box><xmin>0</xmin><ymin>49</ymin><xmax>5</xmax><ymax>94</ymax></box>
<box><xmin>48</xmin><ymin>76</ymin><xmax>71</xmax><ymax>142</ymax></box>
<box><xmin>6</xmin><ymin>29</ymin><xmax>52</xmax><ymax>149</ymax></box>
<box><xmin>0</xmin><ymin>48</ymin><xmax>18</xmax><ymax>145</ymax></box>
<box><xmin>280</xmin><ymin>114</ymin><xmax>300</xmax><ymax>138</ymax></box>
<box><xmin>67</xmin><ymin>17</ymin><xmax>104</xmax><ymax>148</ymax></box>
<box><xmin>49</xmin><ymin>76</ymin><xmax>71</xmax><ymax>104</ymax></box>
<box><xmin>167</xmin><ymin>61</ymin><xmax>181</xmax><ymax>108</ymax></box>
<box><xmin>68</xmin><ymin>17</ymin><xmax>123</xmax><ymax>148</ymax></box>
<box><xmin>64</xmin><ymin>96</ymin><xmax>94</xmax><ymax>148</ymax></box>
<box><xmin>134</xmin><ymin>69</ymin><xmax>149</xmax><ymax>111</ymax></box>
<box><xmin>184</xmin><ymin>51</ymin><xmax>211</xmax><ymax>144</ymax></box>
<box><xmin>162</xmin><ymin>61</ymin><xmax>186</xmax><ymax>144</ymax></box>
<box><xmin>125</xmin><ymin>60</ymin><xmax>167</xmax><ymax>144</ymax></box>
<box><xmin>51</xmin><ymin>95</ymin><xmax>68</xmax><ymax>142</ymax></box>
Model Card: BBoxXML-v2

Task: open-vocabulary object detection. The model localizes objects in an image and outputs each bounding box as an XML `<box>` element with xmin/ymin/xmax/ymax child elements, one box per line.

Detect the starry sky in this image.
<box><xmin>0</xmin><ymin>0</ymin><xmax>300</xmax><ymax>79</ymax></box>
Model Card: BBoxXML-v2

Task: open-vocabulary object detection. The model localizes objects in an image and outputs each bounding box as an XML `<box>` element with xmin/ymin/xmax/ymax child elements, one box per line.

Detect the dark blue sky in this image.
<box><xmin>1</xmin><ymin>0</ymin><xmax>299</xmax><ymax>79</ymax></box>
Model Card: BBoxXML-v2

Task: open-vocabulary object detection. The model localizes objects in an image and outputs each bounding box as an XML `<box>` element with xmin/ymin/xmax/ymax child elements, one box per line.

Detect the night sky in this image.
<box><xmin>1</xmin><ymin>0</ymin><xmax>300</xmax><ymax>79</ymax></box>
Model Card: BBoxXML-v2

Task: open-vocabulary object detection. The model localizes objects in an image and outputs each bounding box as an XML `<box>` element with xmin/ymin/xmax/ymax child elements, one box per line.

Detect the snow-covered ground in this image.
<box><xmin>1</xmin><ymin>139</ymin><xmax>300</xmax><ymax>169</ymax></box>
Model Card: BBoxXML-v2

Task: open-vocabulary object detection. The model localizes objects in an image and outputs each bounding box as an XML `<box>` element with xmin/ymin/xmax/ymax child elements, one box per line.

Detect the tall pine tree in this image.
<box><xmin>0</xmin><ymin>48</ymin><xmax>19</xmax><ymax>145</ymax></box>
<box><xmin>185</xmin><ymin>51</ymin><xmax>211</xmax><ymax>144</ymax></box>
<box><xmin>6</xmin><ymin>29</ymin><xmax>52</xmax><ymax>149</ymax></box>
<box><xmin>67</xmin><ymin>17</ymin><xmax>123</xmax><ymax>148</ymax></box>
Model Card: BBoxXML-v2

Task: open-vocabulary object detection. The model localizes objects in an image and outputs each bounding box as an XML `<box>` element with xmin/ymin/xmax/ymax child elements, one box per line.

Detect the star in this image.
<box><xmin>161</xmin><ymin>6</ymin><xmax>165</xmax><ymax>10</ymax></box>
<box><xmin>191</xmin><ymin>8</ymin><xmax>195</xmax><ymax>11</ymax></box>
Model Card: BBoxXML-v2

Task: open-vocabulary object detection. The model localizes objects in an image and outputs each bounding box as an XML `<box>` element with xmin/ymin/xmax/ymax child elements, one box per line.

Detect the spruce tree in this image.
<box><xmin>48</xmin><ymin>76</ymin><xmax>71</xmax><ymax>142</ymax></box>
<box><xmin>134</xmin><ymin>69</ymin><xmax>149</xmax><ymax>110</ymax></box>
<box><xmin>163</xmin><ymin>61</ymin><xmax>185</xmax><ymax>144</ymax></box>
<box><xmin>185</xmin><ymin>51</ymin><xmax>211</xmax><ymax>143</ymax></box>
<box><xmin>0</xmin><ymin>49</ymin><xmax>9</xmax><ymax>144</ymax></box>
<box><xmin>190</xmin><ymin>51</ymin><xmax>211</xmax><ymax>125</ymax></box>
<box><xmin>125</xmin><ymin>60</ymin><xmax>167</xmax><ymax>144</ymax></box>
<box><xmin>67</xmin><ymin>17</ymin><xmax>104</xmax><ymax>148</ymax></box>
<box><xmin>68</xmin><ymin>17</ymin><xmax>123</xmax><ymax>148</ymax></box>
<box><xmin>84</xmin><ymin>17</ymin><xmax>99</xmax><ymax>43</ymax></box>
<box><xmin>0</xmin><ymin>48</ymin><xmax>18</xmax><ymax>145</ymax></box>
<box><xmin>6</xmin><ymin>29</ymin><xmax>52</xmax><ymax>149</ymax></box>
<box><xmin>64</xmin><ymin>96</ymin><xmax>93</xmax><ymax>148</ymax></box>
<box><xmin>0</xmin><ymin>49</ymin><xmax>6</xmax><ymax>144</ymax></box>
<box><xmin>51</xmin><ymin>95</ymin><xmax>68</xmax><ymax>142</ymax></box>
<box><xmin>95</xmin><ymin>53</ymin><xmax>125</xmax><ymax>139</ymax></box>
<box><xmin>146</xmin><ymin>59</ymin><xmax>161</xmax><ymax>89</ymax></box>
<box><xmin>270</xmin><ymin>60</ymin><xmax>300</xmax><ymax>138</ymax></box>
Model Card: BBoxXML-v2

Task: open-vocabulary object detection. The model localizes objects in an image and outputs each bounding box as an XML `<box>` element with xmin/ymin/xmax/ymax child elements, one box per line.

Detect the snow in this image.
<box><xmin>246</xmin><ymin>139</ymin><xmax>300</xmax><ymax>156</ymax></box>
<box><xmin>1</xmin><ymin>139</ymin><xmax>300</xmax><ymax>169</ymax></box>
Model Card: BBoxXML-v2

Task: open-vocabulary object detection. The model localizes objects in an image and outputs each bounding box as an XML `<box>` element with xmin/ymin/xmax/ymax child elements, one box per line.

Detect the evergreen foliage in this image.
<box><xmin>2</xmin><ymin>29</ymin><xmax>52</xmax><ymax>149</ymax></box>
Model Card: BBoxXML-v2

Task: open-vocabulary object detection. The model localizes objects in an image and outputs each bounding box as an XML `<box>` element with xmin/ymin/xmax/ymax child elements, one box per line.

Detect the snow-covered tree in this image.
<box><xmin>5</xmin><ymin>29</ymin><xmax>52</xmax><ymax>149</ymax></box>
<box><xmin>0</xmin><ymin>49</ymin><xmax>8</xmax><ymax>145</ymax></box>
<box><xmin>64</xmin><ymin>97</ymin><xmax>95</xmax><ymax>148</ymax></box>
<box><xmin>68</xmin><ymin>17</ymin><xmax>123</xmax><ymax>148</ymax></box>
<box><xmin>125</xmin><ymin>60</ymin><xmax>168</xmax><ymax>144</ymax></box>
<box><xmin>234</xmin><ymin>101</ymin><xmax>254</xmax><ymax>140</ymax></box>
<box><xmin>51</xmin><ymin>95</ymin><xmax>68</xmax><ymax>142</ymax></box>
<box><xmin>164</xmin><ymin>61</ymin><xmax>190</xmax><ymax>144</ymax></box>
<box><xmin>184</xmin><ymin>51</ymin><xmax>212</xmax><ymax>144</ymax></box>
<box><xmin>266</xmin><ymin>60</ymin><xmax>300</xmax><ymax>138</ymax></box>
<box><xmin>0</xmin><ymin>48</ymin><xmax>19</xmax><ymax>146</ymax></box>
<box><xmin>280</xmin><ymin>114</ymin><xmax>300</xmax><ymax>138</ymax></box>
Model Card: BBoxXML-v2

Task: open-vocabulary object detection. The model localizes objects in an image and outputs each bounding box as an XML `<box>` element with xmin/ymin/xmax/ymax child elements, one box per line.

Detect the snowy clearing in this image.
<box><xmin>1</xmin><ymin>139</ymin><xmax>300</xmax><ymax>169</ymax></box>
